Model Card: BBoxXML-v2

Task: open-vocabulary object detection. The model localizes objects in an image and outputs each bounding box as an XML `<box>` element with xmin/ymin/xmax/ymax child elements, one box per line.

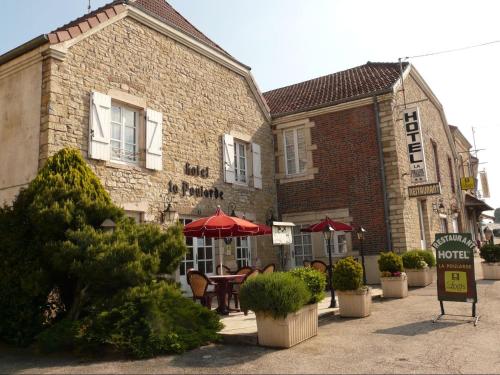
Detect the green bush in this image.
<box><xmin>378</xmin><ymin>252</ymin><xmax>404</xmax><ymax>274</ymax></box>
<box><xmin>480</xmin><ymin>244</ymin><xmax>500</xmax><ymax>263</ymax></box>
<box><xmin>0</xmin><ymin>148</ymin><xmax>220</xmax><ymax>358</ymax></box>
<box><xmin>331</xmin><ymin>257</ymin><xmax>363</xmax><ymax>291</ymax></box>
<box><xmin>402</xmin><ymin>251</ymin><xmax>427</xmax><ymax>269</ymax></box>
<box><xmin>239</xmin><ymin>273</ymin><xmax>310</xmax><ymax>319</ymax></box>
<box><xmin>421</xmin><ymin>250</ymin><xmax>436</xmax><ymax>268</ymax></box>
<box><xmin>289</xmin><ymin>267</ymin><xmax>326</xmax><ymax>303</ymax></box>
<box><xmin>37</xmin><ymin>283</ymin><xmax>222</xmax><ymax>358</ymax></box>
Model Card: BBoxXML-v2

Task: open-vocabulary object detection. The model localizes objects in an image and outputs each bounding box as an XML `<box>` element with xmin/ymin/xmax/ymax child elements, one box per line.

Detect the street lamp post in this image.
<box><xmin>323</xmin><ymin>224</ymin><xmax>336</xmax><ymax>308</ymax></box>
<box><xmin>357</xmin><ymin>226</ymin><xmax>367</xmax><ymax>285</ymax></box>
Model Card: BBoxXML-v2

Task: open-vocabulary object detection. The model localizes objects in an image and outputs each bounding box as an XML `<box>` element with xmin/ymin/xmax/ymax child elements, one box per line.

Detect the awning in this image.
<box><xmin>465</xmin><ymin>194</ymin><xmax>493</xmax><ymax>212</ymax></box>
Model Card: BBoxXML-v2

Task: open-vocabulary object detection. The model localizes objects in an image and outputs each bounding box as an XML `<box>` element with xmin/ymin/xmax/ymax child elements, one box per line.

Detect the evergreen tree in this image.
<box><xmin>0</xmin><ymin>149</ymin><xmax>221</xmax><ymax>356</ymax></box>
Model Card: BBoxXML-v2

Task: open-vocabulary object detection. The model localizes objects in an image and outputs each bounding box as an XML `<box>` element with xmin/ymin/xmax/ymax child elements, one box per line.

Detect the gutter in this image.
<box><xmin>373</xmin><ymin>96</ymin><xmax>393</xmax><ymax>250</ymax></box>
<box><xmin>0</xmin><ymin>35</ymin><xmax>49</xmax><ymax>66</ymax></box>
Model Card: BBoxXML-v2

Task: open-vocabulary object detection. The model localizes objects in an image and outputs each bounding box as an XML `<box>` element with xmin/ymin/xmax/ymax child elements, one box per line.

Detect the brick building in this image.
<box><xmin>0</xmin><ymin>0</ymin><xmax>277</xmax><ymax>291</ymax></box>
<box><xmin>264</xmin><ymin>62</ymin><xmax>465</xmax><ymax>282</ymax></box>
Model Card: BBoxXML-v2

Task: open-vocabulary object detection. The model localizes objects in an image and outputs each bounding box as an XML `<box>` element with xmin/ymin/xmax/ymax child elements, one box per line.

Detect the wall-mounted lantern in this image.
<box><xmin>161</xmin><ymin>196</ymin><xmax>177</xmax><ymax>223</ymax></box>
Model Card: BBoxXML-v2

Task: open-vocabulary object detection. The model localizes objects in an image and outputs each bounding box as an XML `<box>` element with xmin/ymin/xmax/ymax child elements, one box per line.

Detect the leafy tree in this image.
<box><xmin>0</xmin><ymin>148</ymin><xmax>220</xmax><ymax>357</ymax></box>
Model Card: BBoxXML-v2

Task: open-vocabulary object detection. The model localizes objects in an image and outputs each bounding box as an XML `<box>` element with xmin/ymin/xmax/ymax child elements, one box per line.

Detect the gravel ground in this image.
<box><xmin>1</xmin><ymin>257</ymin><xmax>499</xmax><ymax>374</ymax></box>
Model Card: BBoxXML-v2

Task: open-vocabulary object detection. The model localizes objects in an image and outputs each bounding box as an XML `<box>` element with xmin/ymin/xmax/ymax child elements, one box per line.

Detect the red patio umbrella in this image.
<box><xmin>183</xmin><ymin>206</ymin><xmax>261</xmax><ymax>274</ymax></box>
<box><xmin>301</xmin><ymin>217</ymin><xmax>353</xmax><ymax>308</ymax></box>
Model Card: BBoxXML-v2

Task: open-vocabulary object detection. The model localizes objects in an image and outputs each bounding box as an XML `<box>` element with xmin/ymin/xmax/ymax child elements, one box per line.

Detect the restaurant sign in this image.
<box><xmin>404</xmin><ymin>107</ymin><xmax>428</xmax><ymax>184</ymax></box>
<box><xmin>432</xmin><ymin>233</ymin><xmax>477</xmax><ymax>303</ymax></box>
<box><xmin>408</xmin><ymin>182</ymin><xmax>441</xmax><ymax>198</ymax></box>
<box><xmin>271</xmin><ymin>222</ymin><xmax>295</xmax><ymax>245</ymax></box>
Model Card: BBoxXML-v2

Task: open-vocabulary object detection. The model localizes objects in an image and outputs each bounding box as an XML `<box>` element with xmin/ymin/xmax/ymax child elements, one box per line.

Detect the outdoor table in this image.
<box><xmin>209</xmin><ymin>274</ymin><xmax>245</xmax><ymax>315</ymax></box>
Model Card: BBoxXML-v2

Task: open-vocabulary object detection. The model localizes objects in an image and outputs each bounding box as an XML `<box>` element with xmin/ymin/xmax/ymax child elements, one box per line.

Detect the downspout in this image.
<box><xmin>373</xmin><ymin>96</ymin><xmax>393</xmax><ymax>250</ymax></box>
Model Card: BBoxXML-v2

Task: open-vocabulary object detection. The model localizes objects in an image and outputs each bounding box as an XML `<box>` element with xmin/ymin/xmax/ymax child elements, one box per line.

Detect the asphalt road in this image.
<box><xmin>1</xmin><ymin>257</ymin><xmax>499</xmax><ymax>374</ymax></box>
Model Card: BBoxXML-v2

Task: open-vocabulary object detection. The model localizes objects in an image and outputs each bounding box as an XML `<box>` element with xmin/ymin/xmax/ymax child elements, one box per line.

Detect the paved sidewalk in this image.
<box><xmin>1</xmin><ymin>257</ymin><xmax>499</xmax><ymax>374</ymax></box>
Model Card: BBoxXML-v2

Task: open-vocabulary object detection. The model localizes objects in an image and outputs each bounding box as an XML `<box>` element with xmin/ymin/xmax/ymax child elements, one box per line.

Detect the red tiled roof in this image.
<box><xmin>48</xmin><ymin>0</ymin><xmax>230</xmax><ymax>58</ymax></box>
<box><xmin>263</xmin><ymin>62</ymin><xmax>409</xmax><ymax>117</ymax></box>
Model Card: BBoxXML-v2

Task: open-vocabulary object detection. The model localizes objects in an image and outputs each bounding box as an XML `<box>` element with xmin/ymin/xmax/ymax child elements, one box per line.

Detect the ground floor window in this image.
<box><xmin>440</xmin><ymin>217</ymin><xmax>449</xmax><ymax>233</ymax></box>
<box><xmin>179</xmin><ymin>219</ymin><xmax>215</xmax><ymax>277</ymax></box>
<box><xmin>236</xmin><ymin>237</ymin><xmax>251</xmax><ymax>269</ymax></box>
<box><xmin>324</xmin><ymin>232</ymin><xmax>347</xmax><ymax>256</ymax></box>
<box><xmin>292</xmin><ymin>225</ymin><xmax>313</xmax><ymax>266</ymax></box>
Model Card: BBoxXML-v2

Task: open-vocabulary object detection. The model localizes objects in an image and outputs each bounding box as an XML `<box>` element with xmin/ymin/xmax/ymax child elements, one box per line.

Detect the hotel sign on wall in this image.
<box><xmin>404</xmin><ymin>107</ymin><xmax>428</xmax><ymax>184</ymax></box>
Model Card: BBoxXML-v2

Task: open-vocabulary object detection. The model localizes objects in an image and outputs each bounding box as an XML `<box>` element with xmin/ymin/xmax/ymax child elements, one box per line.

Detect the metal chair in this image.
<box><xmin>231</xmin><ymin>268</ymin><xmax>260</xmax><ymax>312</ymax></box>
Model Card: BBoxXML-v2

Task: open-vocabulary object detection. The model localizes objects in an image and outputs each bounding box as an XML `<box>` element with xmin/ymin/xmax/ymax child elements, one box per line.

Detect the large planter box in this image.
<box><xmin>337</xmin><ymin>288</ymin><xmax>371</xmax><ymax>318</ymax></box>
<box><xmin>481</xmin><ymin>262</ymin><xmax>500</xmax><ymax>280</ymax></box>
<box><xmin>381</xmin><ymin>274</ymin><xmax>408</xmax><ymax>298</ymax></box>
<box><xmin>406</xmin><ymin>267</ymin><xmax>433</xmax><ymax>287</ymax></box>
<box><xmin>255</xmin><ymin>303</ymin><xmax>318</xmax><ymax>348</ymax></box>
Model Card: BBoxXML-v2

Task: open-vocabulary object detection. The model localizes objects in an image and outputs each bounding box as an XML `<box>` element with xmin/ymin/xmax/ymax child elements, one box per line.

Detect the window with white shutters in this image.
<box><xmin>146</xmin><ymin>109</ymin><xmax>163</xmax><ymax>171</ymax></box>
<box><xmin>234</xmin><ymin>140</ymin><xmax>247</xmax><ymax>184</ymax></box>
<box><xmin>89</xmin><ymin>91</ymin><xmax>111</xmax><ymax>161</ymax></box>
<box><xmin>252</xmin><ymin>143</ymin><xmax>262</xmax><ymax>189</ymax></box>
<box><xmin>110</xmin><ymin>105</ymin><xmax>138</xmax><ymax>163</ymax></box>
<box><xmin>223</xmin><ymin>134</ymin><xmax>235</xmax><ymax>183</ymax></box>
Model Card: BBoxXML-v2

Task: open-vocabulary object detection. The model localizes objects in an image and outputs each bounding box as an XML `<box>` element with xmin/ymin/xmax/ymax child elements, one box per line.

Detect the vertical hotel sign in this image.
<box><xmin>404</xmin><ymin>107</ymin><xmax>428</xmax><ymax>184</ymax></box>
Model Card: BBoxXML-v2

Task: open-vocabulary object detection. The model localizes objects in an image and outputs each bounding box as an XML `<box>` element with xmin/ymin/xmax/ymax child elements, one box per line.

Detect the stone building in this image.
<box><xmin>0</xmin><ymin>0</ymin><xmax>277</xmax><ymax>290</ymax></box>
<box><xmin>449</xmin><ymin>125</ymin><xmax>492</xmax><ymax>244</ymax></box>
<box><xmin>264</xmin><ymin>62</ymin><xmax>465</xmax><ymax>283</ymax></box>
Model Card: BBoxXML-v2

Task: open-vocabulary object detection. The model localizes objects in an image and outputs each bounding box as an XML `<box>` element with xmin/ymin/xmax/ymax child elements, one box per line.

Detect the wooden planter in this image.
<box><xmin>406</xmin><ymin>267</ymin><xmax>433</xmax><ymax>287</ymax></box>
<box><xmin>381</xmin><ymin>274</ymin><xmax>408</xmax><ymax>298</ymax></box>
<box><xmin>255</xmin><ymin>303</ymin><xmax>318</xmax><ymax>348</ymax></box>
<box><xmin>481</xmin><ymin>262</ymin><xmax>500</xmax><ymax>280</ymax></box>
<box><xmin>337</xmin><ymin>288</ymin><xmax>372</xmax><ymax>318</ymax></box>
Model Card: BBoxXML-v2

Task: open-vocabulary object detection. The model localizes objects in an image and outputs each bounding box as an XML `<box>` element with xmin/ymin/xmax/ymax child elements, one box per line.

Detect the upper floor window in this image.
<box><xmin>284</xmin><ymin>127</ymin><xmax>306</xmax><ymax>175</ymax></box>
<box><xmin>431</xmin><ymin>140</ymin><xmax>441</xmax><ymax>183</ymax></box>
<box><xmin>448</xmin><ymin>157</ymin><xmax>456</xmax><ymax>193</ymax></box>
<box><xmin>234</xmin><ymin>140</ymin><xmax>248</xmax><ymax>184</ymax></box>
<box><xmin>111</xmin><ymin>105</ymin><xmax>138</xmax><ymax>163</ymax></box>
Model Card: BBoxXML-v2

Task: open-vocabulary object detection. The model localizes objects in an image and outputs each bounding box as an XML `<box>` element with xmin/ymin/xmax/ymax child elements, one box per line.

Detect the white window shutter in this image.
<box><xmin>89</xmin><ymin>91</ymin><xmax>111</xmax><ymax>161</ymax></box>
<box><xmin>223</xmin><ymin>134</ymin><xmax>235</xmax><ymax>183</ymax></box>
<box><xmin>252</xmin><ymin>143</ymin><xmax>262</xmax><ymax>189</ymax></box>
<box><xmin>146</xmin><ymin>108</ymin><xmax>163</xmax><ymax>171</ymax></box>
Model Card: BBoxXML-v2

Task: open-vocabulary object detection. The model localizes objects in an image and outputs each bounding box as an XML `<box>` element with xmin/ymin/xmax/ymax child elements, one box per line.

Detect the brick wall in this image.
<box><xmin>277</xmin><ymin>104</ymin><xmax>388</xmax><ymax>254</ymax></box>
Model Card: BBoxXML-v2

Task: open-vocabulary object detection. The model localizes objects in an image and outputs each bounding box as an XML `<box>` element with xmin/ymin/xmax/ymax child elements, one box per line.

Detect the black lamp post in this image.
<box><xmin>323</xmin><ymin>224</ymin><xmax>336</xmax><ymax>308</ymax></box>
<box><xmin>100</xmin><ymin>218</ymin><xmax>116</xmax><ymax>232</ymax></box>
<box><xmin>357</xmin><ymin>226</ymin><xmax>367</xmax><ymax>285</ymax></box>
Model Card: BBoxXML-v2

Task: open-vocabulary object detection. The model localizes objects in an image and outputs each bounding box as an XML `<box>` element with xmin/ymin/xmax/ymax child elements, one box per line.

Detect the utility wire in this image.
<box><xmin>404</xmin><ymin>39</ymin><xmax>500</xmax><ymax>60</ymax></box>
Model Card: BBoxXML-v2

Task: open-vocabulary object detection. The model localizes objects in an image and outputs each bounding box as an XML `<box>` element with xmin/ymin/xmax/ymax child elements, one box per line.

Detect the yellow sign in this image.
<box><xmin>460</xmin><ymin>177</ymin><xmax>475</xmax><ymax>190</ymax></box>
<box><xmin>445</xmin><ymin>271</ymin><xmax>467</xmax><ymax>293</ymax></box>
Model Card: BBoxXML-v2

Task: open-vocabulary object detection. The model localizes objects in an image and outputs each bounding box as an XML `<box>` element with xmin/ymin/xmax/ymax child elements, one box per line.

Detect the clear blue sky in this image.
<box><xmin>1</xmin><ymin>0</ymin><xmax>499</xmax><ymax>211</ymax></box>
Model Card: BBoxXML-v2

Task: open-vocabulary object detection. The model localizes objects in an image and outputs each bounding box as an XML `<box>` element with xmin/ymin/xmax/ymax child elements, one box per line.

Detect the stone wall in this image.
<box><xmin>381</xmin><ymin>70</ymin><xmax>462</xmax><ymax>252</ymax></box>
<box><xmin>40</xmin><ymin>16</ymin><xmax>277</xmax><ymax>270</ymax></box>
<box><xmin>0</xmin><ymin>51</ymin><xmax>42</xmax><ymax>204</ymax></box>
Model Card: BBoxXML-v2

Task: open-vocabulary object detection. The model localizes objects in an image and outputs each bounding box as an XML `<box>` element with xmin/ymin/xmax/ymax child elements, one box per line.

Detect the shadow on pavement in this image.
<box><xmin>476</xmin><ymin>279</ymin><xmax>499</xmax><ymax>286</ymax></box>
<box><xmin>373</xmin><ymin>320</ymin><xmax>464</xmax><ymax>336</ymax></box>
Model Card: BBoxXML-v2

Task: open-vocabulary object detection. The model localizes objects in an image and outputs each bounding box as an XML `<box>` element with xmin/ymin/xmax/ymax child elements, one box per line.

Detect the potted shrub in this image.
<box><xmin>239</xmin><ymin>271</ymin><xmax>320</xmax><ymax>348</ymax></box>
<box><xmin>402</xmin><ymin>250</ymin><xmax>435</xmax><ymax>287</ymax></box>
<box><xmin>480</xmin><ymin>244</ymin><xmax>500</xmax><ymax>279</ymax></box>
<box><xmin>378</xmin><ymin>252</ymin><xmax>408</xmax><ymax>298</ymax></box>
<box><xmin>332</xmin><ymin>257</ymin><xmax>371</xmax><ymax>318</ymax></box>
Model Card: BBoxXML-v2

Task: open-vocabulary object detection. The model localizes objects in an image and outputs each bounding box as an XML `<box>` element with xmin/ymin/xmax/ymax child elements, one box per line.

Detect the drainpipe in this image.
<box><xmin>373</xmin><ymin>96</ymin><xmax>393</xmax><ymax>250</ymax></box>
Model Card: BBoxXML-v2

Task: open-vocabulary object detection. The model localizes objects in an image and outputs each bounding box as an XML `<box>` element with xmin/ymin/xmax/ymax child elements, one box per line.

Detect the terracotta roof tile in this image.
<box><xmin>45</xmin><ymin>0</ymin><xmax>232</xmax><ymax>59</ymax></box>
<box><xmin>263</xmin><ymin>62</ymin><xmax>409</xmax><ymax>117</ymax></box>
<box><xmin>68</xmin><ymin>26</ymin><xmax>82</xmax><ymax>39</ymax></box>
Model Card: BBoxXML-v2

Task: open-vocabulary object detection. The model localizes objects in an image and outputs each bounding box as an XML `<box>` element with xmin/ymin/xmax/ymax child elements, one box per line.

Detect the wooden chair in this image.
<box><xmin>235</xmin><ymin>266</ymin><xmax>253</xmax><ymax>276</ymax></box>
<box><xmin>187</xmin><ymin>270</ymin><xmax>216</xmax><ymax>309</ymax></box>
<box><xmin>303</xmin><ymin>260</ymin><xmax>312</xmax><ymax>268</ymax></box>
<box><xmin>311</xmin><ymin>260</ymin><xmax>328</xmax><ymax>273</ymax></box>
<box><xmin>231</xmin><ymin>268</ymin><xmax>260</xmax><ymax>312</ymax></box>
<box><xmin>216</xmin><ymin>264</ymin><xmax>233</xmax><ymax>275</ymax></box>
<box><xmin>261</xmin><ymin>263</ymin><xmax>275</xmax><ymax>274</ymax></box>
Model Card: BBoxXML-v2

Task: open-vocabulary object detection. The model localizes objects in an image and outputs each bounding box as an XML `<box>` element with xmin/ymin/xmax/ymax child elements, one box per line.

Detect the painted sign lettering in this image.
<box><xmin>404</xmin><ymin>107</ymin><xmax>428</xmax><ymax>184</ymax></box>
